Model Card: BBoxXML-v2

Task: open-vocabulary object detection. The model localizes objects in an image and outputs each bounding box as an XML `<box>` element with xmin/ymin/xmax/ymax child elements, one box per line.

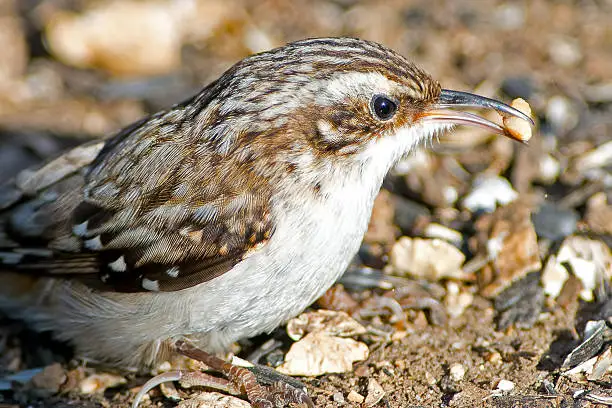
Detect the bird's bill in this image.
<box><xmin>418</xmin><ymin>89</ymin><xmax>534</xmax><ymax>143</ymax></box>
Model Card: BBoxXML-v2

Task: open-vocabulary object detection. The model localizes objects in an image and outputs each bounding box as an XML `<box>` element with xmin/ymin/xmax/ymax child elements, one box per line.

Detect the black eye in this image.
<box><xmin>371</xmin><ymin>95</ymin><xmax>398</xmax><ymax>121</ymax></box>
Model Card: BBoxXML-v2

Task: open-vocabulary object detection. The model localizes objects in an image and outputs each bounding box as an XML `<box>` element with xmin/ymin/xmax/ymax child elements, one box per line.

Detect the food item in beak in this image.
<box><xmin>502</xmin><ymin>98</ymin><xmax>533</xmax><ymax>142</ymax></box>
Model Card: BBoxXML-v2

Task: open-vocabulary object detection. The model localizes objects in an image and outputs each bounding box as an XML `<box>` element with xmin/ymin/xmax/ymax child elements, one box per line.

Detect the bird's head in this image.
<box><xmin>183</xmin><ymin>37</ymin><xmax>532</xmax><ymax>188</ymax></box>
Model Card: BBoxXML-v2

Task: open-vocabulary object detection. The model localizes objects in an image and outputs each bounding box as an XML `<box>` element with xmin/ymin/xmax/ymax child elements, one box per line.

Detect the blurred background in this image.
<box><xmin>1</xmin><ymin>1</ymin><xmax>612</xmax><ymax>407</ymax></box>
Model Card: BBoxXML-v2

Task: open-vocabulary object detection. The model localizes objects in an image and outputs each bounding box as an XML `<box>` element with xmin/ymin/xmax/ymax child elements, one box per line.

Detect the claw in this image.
<box><xmin>270</xmin><ymin>381</ymin><xmax>315</xmax><ymax>408</ymax></box>
<box><xmin>132</xmin><ymin>370</ymin><xmax>184</xmax><ymax>408</ymax></box>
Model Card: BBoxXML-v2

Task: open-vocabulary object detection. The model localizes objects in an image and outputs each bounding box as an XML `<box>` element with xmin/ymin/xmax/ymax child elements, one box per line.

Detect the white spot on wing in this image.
<box><xmin>320</xmin><ymin>71</ymin><xmax>392</xmax><ymax>106</ymax></box>
<box><xmin>142</xmin><ymin>278</ymin><xmax>160</xmax><ymax>291</ymax></box>
<box><xmin>73</xmin><ymin>220</ymin><xmax>89</xmax><ymax>236</ymax></box>
<box><xmin>166</xmin><ymin>266</ymin><xmax>179</xmax><ymax>278</ymax></box>
<box><xmin>84</xmin><ymin>236</ymin><xmax>103</xmax><ymax>250</ymax></box>
<box><xmin>108</xmin><ymin>255</ymin><xmax>127</xmax><ymax>272</ymax></box>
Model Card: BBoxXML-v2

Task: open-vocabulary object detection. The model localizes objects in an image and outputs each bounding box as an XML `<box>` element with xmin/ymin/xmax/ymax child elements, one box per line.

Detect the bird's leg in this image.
<box><xmin>132</xmin><ymin>340</ymin><xmax>314</xmax><ymax>408</ymax></box>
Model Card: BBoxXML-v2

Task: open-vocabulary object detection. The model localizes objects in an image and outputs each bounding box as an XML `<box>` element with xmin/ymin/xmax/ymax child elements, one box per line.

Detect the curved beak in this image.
<box><xmin>418</xmin><ymin>89</ymin><xmax>535</xmax><ymax>144</ymax></box>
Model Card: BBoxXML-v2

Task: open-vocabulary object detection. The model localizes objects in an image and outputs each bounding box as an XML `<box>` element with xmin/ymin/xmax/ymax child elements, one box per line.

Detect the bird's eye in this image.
<box><xmin>371</xmin><ymin>95</ymin><xmax>398</xmax><ymax>121</ymax></box>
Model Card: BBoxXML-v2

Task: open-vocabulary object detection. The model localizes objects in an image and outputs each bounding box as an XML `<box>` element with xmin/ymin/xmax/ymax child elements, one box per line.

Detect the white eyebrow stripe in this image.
<box><xmin>320</xmin><ymin>71</ymin><xmax>394</xmax><ymax>105</ymax></box>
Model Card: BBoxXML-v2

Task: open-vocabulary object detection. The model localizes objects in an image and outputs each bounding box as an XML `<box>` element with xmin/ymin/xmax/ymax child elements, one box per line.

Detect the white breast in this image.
<box><xmin>181</xmin><ymin>166</ymin><xmax>378</xmax><ymax>351</ymax></box>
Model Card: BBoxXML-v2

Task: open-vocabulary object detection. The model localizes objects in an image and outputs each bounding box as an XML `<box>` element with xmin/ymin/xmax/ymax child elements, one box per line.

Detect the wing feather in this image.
<box><xmin>1</xmin><ymin>107</ymin><xmax>274</xmax><ymax>292</ymax></box>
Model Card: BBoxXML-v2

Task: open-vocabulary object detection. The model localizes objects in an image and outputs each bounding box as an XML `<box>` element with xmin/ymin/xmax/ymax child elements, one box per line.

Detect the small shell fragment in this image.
<box><xmin>502</xmin><ymin>98</ymin><xmax>533</xmax><ymax>142</ymax></box>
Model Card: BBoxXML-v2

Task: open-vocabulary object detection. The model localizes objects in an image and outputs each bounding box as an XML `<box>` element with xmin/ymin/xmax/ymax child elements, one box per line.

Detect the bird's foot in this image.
<box><xmin>131</xmin><ymin>340</ymin><xmax>313</xmax><ymax>408</ymax></box>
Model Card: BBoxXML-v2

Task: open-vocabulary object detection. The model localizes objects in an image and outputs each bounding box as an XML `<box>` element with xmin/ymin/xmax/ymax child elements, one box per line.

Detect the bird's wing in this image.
<box><xmin>0</xmin><ymin>111</ymin><xmax>274</xmax><ymax>292</ymax></box>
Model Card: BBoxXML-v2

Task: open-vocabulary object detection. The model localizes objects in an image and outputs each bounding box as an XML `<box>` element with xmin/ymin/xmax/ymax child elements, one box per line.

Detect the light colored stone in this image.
<box><xmin>542</xmin><ymin>236</ymin><xmax>612</xmax><ymax>302</ymax></box>
<box><xmin>462</xmin><ymin>175</ymin><xmax>518</xmax><ymax>213</ymax></box>
<box><xmin>496</xmin><ymin>379</ymin><xmax>514</xmax><ymax>392</ymax></box>
<box><xmin>575</xmin><ymin>141</ymin><xmax>612</xmax><ymax>172</ymax></box>
<box><xmin>423</xmin><ymin>223</ymin><xmax>463</xmax><ymax>245</ymax></box>
<box><xmin>537</xmin><ymin>154</ymin><xmax>561</xmax><ymax>184</ymax></box>
<box><xmin>286</xmin><ymin>309</ymin><xmax>366</xmax><ymax>341</ymax></box>
<box><xmin>445</xmin><ymin>281</ymin><xmax>474</xmax><ymax>318</ymax></box>
<box><xmin>388</xmin><ymin>237</ymin><xmax>466</xmax><ymax>281</ymax></box>
<box><xmin>347</xmin><ymin>390</ymin><xmax>365</xmax><ymax>404</ymax></box>
<box><xmin>277</xmin><ymin>332</ymin><xmax>369</xmax><ymax>376</ymax></box>
<box><xmin>449</xmin><ymin>363</ymin><xmax>466</xmax><ymax>381</ymax></box>
<box><xmin>79</xmin><ymin>373</ymin><xmax>126</xmax><ymax>394</ymax></box>
<box><xmin>365</xmin><ymin>379</ymin><xmax>385</xmax><ymax>407</ymax></box>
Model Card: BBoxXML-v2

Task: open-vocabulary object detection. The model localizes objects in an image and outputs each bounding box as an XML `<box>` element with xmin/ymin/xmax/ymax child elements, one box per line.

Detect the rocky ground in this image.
<box><xmin>0</xmin><ymin>0</ymin><xmax>611</xmax><ymax>407</ymax></box>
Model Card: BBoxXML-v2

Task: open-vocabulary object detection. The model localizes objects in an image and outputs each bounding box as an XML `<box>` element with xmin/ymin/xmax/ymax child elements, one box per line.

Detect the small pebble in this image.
<box><xmin>531</xmin><ymin>203</ymin><xmax>578</xmax><ymax>241</ymax></box>
<box><xmin>537</xmin><ymin>154</ymin><xmax>561</xmax><ymax>184</ymax></box>
<box><xmin>494</xmin><ymin>4</ymin><xmax>525</xmax><ymax>30</ymax></box>
<box><xmin>462</xmin><ymin>175</ymin><xmax>518</xmax><ymax>213</ymax></box>
<box><xmin>496</xmin><ymin>379</ymin><xmax>515</xmax><ymax>392</ymax></box>
<box><xmin>393</xmin><ymin>196</ymin><xmax>431</xmax><ymax>233</ymax></box>
<box><xmin>542</xmin><ymin>236</ymin><xmax>611</xmax><ymax>302</ymax></box>
<box><xmin>445</xmin><ymin>281</ymin><xmax>474</xmax><ymax>318</ymax></box>
<box><xmin>156</xmin><ymin>361</ymin><xmax>172</xmax><ymax>372</ymax></box>
<box><xmin>425</xmin><ymin>371</ymin><xmax>437</xmax><ymax>386</ymax></box>
<box><xmin>79</xmin><ymin>373</ymin><xmax>126</xmax><ymax>394</ymax></box>
<box><xmin>449</xmin><ymin>363</ymin><xmax>466</xmax><ymax>381</ymax></box>
<box><xmin>365</xmin><ymin>379</ymin><xmax>385</xmax><ymax>407</ymax></box>
<box><xmin>388</xmin><ymin>237</ymin><xmax>466</xmax><ymax>281</ymax></box>
<box><xmin>546</xmin><ymin>95</ymin><xmax>578</xmax><ymax>134</ymax></box>
<box><xmin>575</xmin><ymin>140</ymin><xmax>612</xmax><ymax>172</ymax></box>
<box><xmin>332</xmin><ymin>392</ymin><xmax>345</xmax><ymax>403</ymax></box>
<box><xmin>548</xmin><ymin>37</ymin><xmax>582</xmax><ymax>67</ymax></box>
<box><xmin>443</xmin><ymin>186</ymin><xmax>459</xmax><ymax>206</ymax></box>
<box><xmin>487</xmin><ymin>351</ymin><xmax>503</xmax><ymax>366</ymax></box>
<box><xmin>501</xmin><ymin>76</ymin><xmax>534</xmax><ymax>99</ymax></box>
<box><xmin>423</xmin><ymin>223</ymin><xmax>463</xmax><ymax>245</ymax></box>
<box><xmin>347</xmin><ymin>390</ymin><xmax>365</xmax><ymax>404</ymax></box>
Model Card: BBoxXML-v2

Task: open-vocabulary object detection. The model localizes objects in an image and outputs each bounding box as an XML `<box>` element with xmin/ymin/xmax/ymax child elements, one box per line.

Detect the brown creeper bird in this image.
<box><xmin>0</xmin><ymin>37</ymin><xmax>532</xmax><ymax>407</ymax></box>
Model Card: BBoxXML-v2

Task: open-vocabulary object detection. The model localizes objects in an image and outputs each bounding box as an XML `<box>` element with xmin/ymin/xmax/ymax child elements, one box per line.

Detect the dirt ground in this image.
<box><xmin>0</xmin><ymin>0</ymin><xmax>611</xmax><ymax>407</ymax></box>
<box><xmin>306</xmin><ymin>301</ymin><xmax>583</xmax><ymax>408</ymax></box>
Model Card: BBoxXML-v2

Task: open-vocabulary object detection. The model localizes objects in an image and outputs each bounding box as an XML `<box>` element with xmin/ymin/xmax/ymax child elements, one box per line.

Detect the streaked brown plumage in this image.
<box><xmin>1</xmin><ymin>38</ymin><xmax>441</xmax><ymax>293</ymax></box>
<box><xmin>0</xmin><ymin>37</ymin><xmax>532</xmax><ymax>407</ymax></box>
